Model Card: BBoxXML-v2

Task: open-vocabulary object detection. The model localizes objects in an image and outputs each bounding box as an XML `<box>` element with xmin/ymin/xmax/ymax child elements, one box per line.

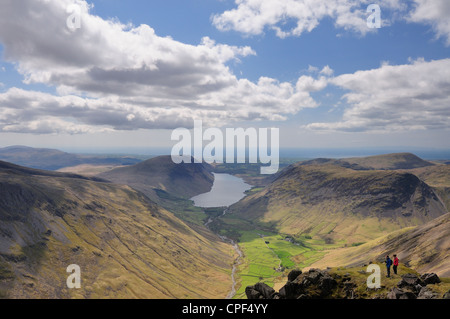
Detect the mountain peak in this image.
<box><xmin>344</xmin><ymin>153</ymin><xmax>434</xmax><ymax>170</ymax></box>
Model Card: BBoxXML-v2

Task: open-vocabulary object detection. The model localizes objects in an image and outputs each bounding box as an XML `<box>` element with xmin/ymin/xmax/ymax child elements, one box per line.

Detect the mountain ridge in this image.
<box><xmin>228</xmin><ymin>153</ymin><xmax>448</xmax><ymax>244</ymax></box>
<box><xmin>0</xmin><ymin>145</ymin><xmax>142</xmax><ymax>171</ymax></box>
<box><xmin>0</xmin><ymin>160</ymin><xmax>234</xmax><ymax>298</ymax></box>
<box><xmin>98</xmin><ymin>155</ymin><xmax>215</xmax><ymax>203</ymax></box>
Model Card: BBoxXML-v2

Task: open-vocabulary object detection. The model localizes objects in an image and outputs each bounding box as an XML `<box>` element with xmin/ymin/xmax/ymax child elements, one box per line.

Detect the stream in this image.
<box><xmin>204</xmin><ymin>209</ymin><xmax>243</xmax><ymax>299</ymax></box>
<box><xmin>194</xmin><ymin>173</ymin><xmax>251</xmax><ymax>299</ymax></box>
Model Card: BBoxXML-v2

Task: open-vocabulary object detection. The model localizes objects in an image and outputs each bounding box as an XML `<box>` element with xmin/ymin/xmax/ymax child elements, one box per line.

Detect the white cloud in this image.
<box><xmin>306</xmin><ymin>58</ymin><xmax>450</xmax><ymax>132</ymax></box>
<box><xmin>320</xmin><ymin>65</ymin><xmax>334</xmax><ymax>76</ymax></box>
<box><xmin>213</xmin><ymin>0</ymin><xmax>450</xmax><ymax>45</ymax></box>
<box><xmin>0</xmin><ymin>0</ymin><xmax>323</xmax><ymax>134</ymax></box>
<box><xmin>408</xmin><ymin>0</ymin><xmax>450</xmax><ymax>46</ymax></box>
<box><xmin>307</xmin><ymin>65</ymin><xmax>319</xmax><ymax>73</ymax></box>
<box><xmin>212</xmin><ymin>0</ymin><xmax>404</xmax><ymax>38</ymax></box>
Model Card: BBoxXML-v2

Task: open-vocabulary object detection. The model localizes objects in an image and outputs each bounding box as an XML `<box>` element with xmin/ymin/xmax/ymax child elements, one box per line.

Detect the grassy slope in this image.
<box><xmin>217</xmin><ymin>155</ymin><xmax>449</xmax><ymax>298</ymax></box>
<box><xmin>0</xmin><ymin>165</ymin><xmax>234</xmax><ymax>299</ymax></box>
<box><xmin>307</xmin><ymin>213</ymin><xmax>450</xmax><ymax>277</ymax></box>
<box><xmin>229</xmin><ymin>163</ymin><xmax>447</xmax><ymax>245</ymax></box>
<box><xmin>404</xmin><ymin>164</ymin><xmax>450</xmax><ymax>211</ymax></box>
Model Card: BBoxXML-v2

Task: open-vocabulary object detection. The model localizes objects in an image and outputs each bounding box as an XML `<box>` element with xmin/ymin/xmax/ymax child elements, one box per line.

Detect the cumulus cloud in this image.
<box><xmin>408</xmin><ymin>0</ymin><xmax>450</xmax><ymax>46</ymax></box>
<box><xmin>212</xmin><ymin>0</ymin><xmax>404</xmax><ymax>38</ymax></box>
<box><xmin>306</xmin><ymin>58</ymin><xmax>450</xmax><ymax>132</ymax></box>
<box><xmin>0</xmin><ymin>0</ymin><xmax>323</xmax><ymax>134</ymax></box>
<box><xmin>213</xmin><ymin>0</ymin><xmax>450</xmax><ymax>44</ymax></box>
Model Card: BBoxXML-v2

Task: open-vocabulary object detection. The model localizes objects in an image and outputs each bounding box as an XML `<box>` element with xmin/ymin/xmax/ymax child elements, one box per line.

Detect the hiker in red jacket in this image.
<box><xmin>393</xmin><ymin>254</ymin><xmax>399</xmax><ymax>275</ymax></box>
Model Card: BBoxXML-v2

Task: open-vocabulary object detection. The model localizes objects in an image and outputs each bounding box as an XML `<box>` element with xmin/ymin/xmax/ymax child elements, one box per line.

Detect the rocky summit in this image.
<box><xmin>246</xmin><ymin>268</ymin><xmax>450</xmax><ymax>299</ymax></box>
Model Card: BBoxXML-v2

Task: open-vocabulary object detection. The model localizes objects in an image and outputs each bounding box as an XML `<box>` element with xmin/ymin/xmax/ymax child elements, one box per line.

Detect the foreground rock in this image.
<box><xmin>246</xmin><ymin>269</ymin><xmax>447</xmax><ymax>299</ymax></box>
<box><xmin>397</xmin><ymin>273</ymin><xmax>425</xmax><ymax>294</ymax></box>
<box><xmin>387</xmin><ymin>287</ymin><xmax>417</xmax><ymax>299</ymax></box>
<box><xmin>420</xmin><ymin>273</ymin><xmax>441</xmax><ymax>285</ymax></box>
<box><xmin>385</xmin><ymin>273</ymin><xmax>443</xmax><ymax>299</ymax></box>
<box><xmin>247</xmin><ymin>269</ymin><xmax>337</xmax><ymax>299</ymax></box>
<box><xmin>245</xmin><ymin>282</ymin><xmax>278</xmax><ymax>299</ymax></box>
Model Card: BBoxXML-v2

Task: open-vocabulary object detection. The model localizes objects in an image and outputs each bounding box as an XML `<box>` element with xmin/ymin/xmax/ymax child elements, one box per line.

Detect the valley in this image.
<box><xmin>201</xmin><ymin>153</ymin><xmax>450</xmax><ymax>298</ymax></box>
<box><xmin>0</xmin><ymin>160</ymin><xmax>234</xmax><ymax>298</ymax></box>
<box><xmin>0</xmin><ymin>147</ymin><xmax>449</xmax><ymax>299</ymax></box>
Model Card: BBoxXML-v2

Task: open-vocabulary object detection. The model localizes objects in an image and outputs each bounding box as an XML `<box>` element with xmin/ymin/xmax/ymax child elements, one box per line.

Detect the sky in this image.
<box><xmin>0</xmin><ymin>0</ymin><xmax>449</xmax><ymax>154</ymax></box>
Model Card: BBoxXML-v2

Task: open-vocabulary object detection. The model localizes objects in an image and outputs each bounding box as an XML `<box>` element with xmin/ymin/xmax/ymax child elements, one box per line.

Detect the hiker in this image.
<box><xmin>385</xmin><ymin>255</ymin><xmax>393</xmax><ymax>278</ymax></box>
<box><xmin>393</xmin><ymin>254</ymin><xmax>399</xmax><ymax>275</ymax></box>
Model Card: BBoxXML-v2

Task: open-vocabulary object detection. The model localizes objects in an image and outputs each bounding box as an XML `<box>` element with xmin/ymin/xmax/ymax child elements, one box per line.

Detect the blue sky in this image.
<box><xmin>0</xmin><ymin>0</ymin><xmax>449</xmax><ymax>154</ymax></box>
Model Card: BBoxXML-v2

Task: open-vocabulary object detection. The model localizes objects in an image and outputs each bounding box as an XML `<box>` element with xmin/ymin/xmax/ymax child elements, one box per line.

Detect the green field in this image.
<box><xmin>232</xmin><ymin>230</ymin><xmax>330</xmax><ymax>298</ymax></box>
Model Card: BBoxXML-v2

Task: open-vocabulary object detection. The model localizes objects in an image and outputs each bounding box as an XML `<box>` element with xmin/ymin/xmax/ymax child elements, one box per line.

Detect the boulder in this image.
<box><xmin>279</xmin><ymin>281</ymin><xmax>302</xmax><ymax>299</ymax></box>
<box><xmin>443</xmin><ymin>290</ymin><xmax>450</xmax><ymax>299</ymax></box>
<box><xmin>278</xmin><ymin>268</ymin><xmax>337</xmax><ymax>299</ymax></box>
<box><xmin>397</xmin><ymin>273</ymin><xmax>424</xmax><ymax>293</ymax></box>
<box><xmin>387</xmin><ymin>287</ymin><xmax>417</xmax><ymax>299</ymax></box>
<box><xmin>287</xmin><ymin>269</ymin><xmax>302</xmax><ymax>282</ymax></box>
<box><xmin>417</xmin><ymin>286</ymin><xmax>438</xmax><ymax>299</ymax></box>
<box><xmin>245</xmin><ymin>282</ymin><xmax>276</xmax><ymax>299</ymax></box>
<box><xmin>420</xmin><ymin>273</ymin><xmax>441</xmax><ymax>285</ymax></box>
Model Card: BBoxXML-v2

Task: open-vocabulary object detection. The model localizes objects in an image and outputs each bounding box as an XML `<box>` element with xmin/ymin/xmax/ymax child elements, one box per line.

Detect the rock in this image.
<box><xmin>417</xmin><ymin>286</ymin><xmax>438</xmax><ymax>299</ymax></box>
<box><xmin>397</xmin><ymin>273</ymin><xmax>424</xmax><ymax>293</ymax></box>
<box><xmin>287</xmin><ymin>269</ymin><xmax>302</xmax><ymax>282</ymax></box>
<box><xmin>443</xmin><ymin>290</ymin><xmax>450</xmax><ymax>299</ymax></box>
<box><xmin>387</xmin><ymin>287</ymin><xmax>416</xmax><ymax>299</ymax></box>
<box><xmin>278</xmin><ymin>268</ymin><xmax>337</xmax><ymax>299</ymax></box>
<box><xmin>245</xmin><ymin>282</ymin><xmax>276</xmax><ymax>299</ymax></box>
<box><xmin>420</xmin><ymin>273</ymin><xmax>441</xmax><ymax>285</ymax></box>
<box><xmin>279</xmin><ymin>281</ymin><xmax>301</xmax><ymax>299</ymax></box>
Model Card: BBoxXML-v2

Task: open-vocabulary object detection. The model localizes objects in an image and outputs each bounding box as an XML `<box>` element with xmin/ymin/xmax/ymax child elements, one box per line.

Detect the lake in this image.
<box><xmin>191</xmin><ymin>173</ymin><xmax>252</xmax><ymax>208</ymax></box>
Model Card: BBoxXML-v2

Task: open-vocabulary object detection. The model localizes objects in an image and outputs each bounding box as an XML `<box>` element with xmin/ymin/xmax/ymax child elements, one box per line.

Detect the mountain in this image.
<box><xmin>403</xmin><ymin>164</ymin><xmax>450</xmax><ymax>210</ymax></box>
<box><xmin>97</xmin><ymin>155</ymin><xmax>214</xmax><ymax>203</ymax></box>
<box><xmin>227</xmin><ymin>154</ymin><xmax>448</xmax><ymax>245</ymax></box>
<box><xmin>343</xmin><ymin>152</ymin><xmax>435</xmax><ymax>170</ymax></box>
<box><xmin>298</xmin><ymin>152</ymin><xmax>435</xmax><ymax>171</ymax></box>
<box><xmin>308</xmin><ymin>213</ymin><xmax>450</xmax><ymax>277</ymax></box>
<box><xmin>0</xmin><ymin>160</ymin><xmax>106</xmax><ymax>183</ymax></box>
<box><xmin>0</xmin><ymin>146</ymin><xmax>141</xmax><ymax>170</ymax></box>
<box><xmin>0</xmin><ymin>160</ymin><xmax>233</xmax><ymax>298</ymax></box>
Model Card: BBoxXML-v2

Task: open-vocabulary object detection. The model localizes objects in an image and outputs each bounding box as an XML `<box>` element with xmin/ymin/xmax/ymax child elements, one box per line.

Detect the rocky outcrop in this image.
<box><xmin>387</xmin><ymin>273</ymin><xmax>442</xmax><ymax>299</ymax></box>
<box><xmin>387</xmin><ymin>287</ymin><xmax>417</xmax><ymax>299</ymax></box>
<box><xmin>246</xmin><ymin>269</ymin><xmax>447</xmax><ymax>299</ymax></box>
<box><xmin>417</xmin><ymin>287</ymin><xmax>439</xmax><ymax>299</ymax></box>
<box><xmin>279</xmin><ymin>269</ymin><xmax>337</xmax><ymax>299</ymax></box>
<box><xmin>397</xmin><ymin>273</ymin><xmax>425</xmax><ymax>293</ymax></box>
<box><xmin>245</xmin><ymin>282</ymin><xmax>278</xmax><ymax>299</ymax></box>
<box><xmin>443</xmin><ymin>290</ymin><xmax>450</xmax><ymax>299</ymax></box>
<box><xmin>420</xmin><ymin>273</ymin><xmax>441</xmax><ymax>285</ymax></box>
<box><xmin>246</xmin><ymin>269</ymin><xmax>337</xmax><ymax>299</ymax></box>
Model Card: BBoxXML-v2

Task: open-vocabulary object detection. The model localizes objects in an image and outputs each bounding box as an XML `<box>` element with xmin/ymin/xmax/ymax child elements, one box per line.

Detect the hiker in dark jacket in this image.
<box><xmin>385</xmin><ymin>255</ymin><xmax>393</xmax><ymax>278</ymax></box>
<box><xmin>393</xmin><ymin>255</ymin><xmax>399</xmax><ymax>275</ymax></box>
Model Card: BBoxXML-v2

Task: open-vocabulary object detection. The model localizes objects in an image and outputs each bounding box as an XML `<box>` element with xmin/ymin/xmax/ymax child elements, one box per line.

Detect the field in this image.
<box><xmin>231</xmin><ymin>230</ymin><xmax>330</xmax><ymax>298</ymax></box>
